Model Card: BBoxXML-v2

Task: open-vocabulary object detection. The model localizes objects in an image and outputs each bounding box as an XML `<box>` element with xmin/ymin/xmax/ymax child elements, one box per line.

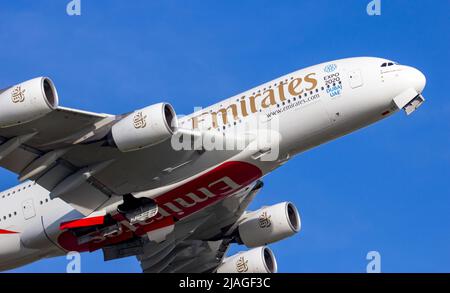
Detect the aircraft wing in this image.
<box><xmin>0</xmin><ymin>106</ymin><xmax>113</xmax><ymax>174</ymax></box>
<box><xmin>136</xmin><ymin>181</ymin><xmax>263</xmax><ymax>273</ymax></box>
<box><xmin>0</xmin><ymin>105</ymin><xmax>242</xmax><ymax>216</ymax></box>
<box><xmin>140</xmin><ymin>239</ymin><xmax>230</xmax><ymax>273</ymax></box>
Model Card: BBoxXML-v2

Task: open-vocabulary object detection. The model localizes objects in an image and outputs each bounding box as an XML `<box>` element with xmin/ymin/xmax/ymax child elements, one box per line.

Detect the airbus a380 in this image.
<box><xmin>0</xmin><ymin>57</ymin><xmax>426</xmax><ymax>273</ymax></box>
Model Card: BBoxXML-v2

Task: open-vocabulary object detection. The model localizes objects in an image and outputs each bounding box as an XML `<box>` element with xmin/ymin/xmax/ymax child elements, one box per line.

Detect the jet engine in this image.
<box><xmin>216</xmin><ymin>246</ymin><xmax>277</xmax><ymax>273</ymax></box>
<box><xmin>110</xmin><ymin>103</ymin><xmax>178</xmax><ymax>152</ymax></box>
<box><xmin>0</xmin><ymin>77</ymin><xmax>59</xmax><ymax>128</ymax></box>
<box><xmin>237</xmin><ymin>202</ymin><xmax>301</xmax><ymax>248</ymax></box>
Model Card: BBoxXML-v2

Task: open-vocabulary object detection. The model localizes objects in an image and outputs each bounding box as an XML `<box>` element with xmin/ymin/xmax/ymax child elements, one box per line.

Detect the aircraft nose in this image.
<box><xmin>409</xmin><ymin>67</ymin><xmax>426</xmax><ymax>94</ymax></box>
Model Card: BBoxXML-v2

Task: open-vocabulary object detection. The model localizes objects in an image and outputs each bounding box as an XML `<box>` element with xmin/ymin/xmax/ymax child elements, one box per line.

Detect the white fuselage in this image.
<box><xmin>0</xmin><ymin>57</ymin><xmax>426</xmax><ymax>271</ymax></box>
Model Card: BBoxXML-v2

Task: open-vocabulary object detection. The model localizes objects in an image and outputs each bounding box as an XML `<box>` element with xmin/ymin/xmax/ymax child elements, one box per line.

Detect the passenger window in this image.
<box><xmin>381</xmin><ymin>63</ymin><xmax>387</xmax><ymax>67</ymax></box>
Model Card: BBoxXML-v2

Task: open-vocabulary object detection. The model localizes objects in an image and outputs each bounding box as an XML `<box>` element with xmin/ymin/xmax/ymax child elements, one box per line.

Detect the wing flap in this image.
<box><xmin>0</xmin><ymin>107</ymin><xmax>111</xmax><ymax>150</ymax></box>
<box><xmin>60</xmin><ymin>211</ymin><xmax>106</xmax><ymax>230</ymax></box>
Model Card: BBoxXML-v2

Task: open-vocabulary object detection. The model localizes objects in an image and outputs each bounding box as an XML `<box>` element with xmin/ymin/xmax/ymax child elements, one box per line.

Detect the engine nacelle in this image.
<box><xmin>111</xmin><ymin>103</ymin><xmax>177</xmax><ymax>152</ymax></box>
<box><xmin>0</xmin><ymin>77</ymin><xmax>58</xmax><ymax>128</ymax></box>
<box><xmin>238</xmin><ymin>202</ymin><xmax>301</xmax><ymax>248</ymax></box>
<box><xmin>216</xmin><ymin>247</ymin><xmax>277</xmax><ymax>273</ymax></box>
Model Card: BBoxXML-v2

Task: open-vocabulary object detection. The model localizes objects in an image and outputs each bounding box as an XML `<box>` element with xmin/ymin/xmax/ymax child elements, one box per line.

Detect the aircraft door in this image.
<box><xmin>348</xmin><ymin>69</ymin><xmax>364</xmax><ymax>88</ymax></box>
<box><xmin>22</xmin><ymin>199</ymin><xmax>36</xmax><ymax>220</ymax></box>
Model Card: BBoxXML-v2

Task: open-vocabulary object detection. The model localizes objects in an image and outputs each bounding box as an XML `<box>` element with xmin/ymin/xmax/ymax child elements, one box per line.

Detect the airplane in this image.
<box><xmin>0</xmin><ymin>57</ymin><xmax>426</xmax><ymax>273</ymax></box>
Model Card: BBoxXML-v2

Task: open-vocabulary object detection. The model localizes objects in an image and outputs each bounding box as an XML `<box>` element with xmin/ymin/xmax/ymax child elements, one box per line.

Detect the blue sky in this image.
<box><xmin>1</xmin><ymin>0</ymin><xmax>449</xmax><ymax>272</ymax></box>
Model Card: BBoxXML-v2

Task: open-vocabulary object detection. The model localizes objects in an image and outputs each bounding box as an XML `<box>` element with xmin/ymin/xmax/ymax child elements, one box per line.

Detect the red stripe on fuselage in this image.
<box><xmin>57</xmin><ymin>161</ymin><xmax>262</xmax><ymax>252</ymax></box>
<box><xmin>0</xmin><ymin>229</ymin><xmax>18</xmax><ymax>234</ymax></box>
<box><xmin>153</xmin><ymin>161</ymin><xmax>262</xmax><ymax>220</ymax></box>
<box><xmin>60</xmin><ymin>215</ymin><xmax>105</xmax><ymax>230</ymax></box>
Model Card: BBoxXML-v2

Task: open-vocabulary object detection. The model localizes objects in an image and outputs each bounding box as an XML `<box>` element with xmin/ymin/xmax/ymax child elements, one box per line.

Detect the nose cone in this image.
<box><xmin>409</xmin><ymin>67</ymin><xmax>426</xmax><ymax>94</ymax></box>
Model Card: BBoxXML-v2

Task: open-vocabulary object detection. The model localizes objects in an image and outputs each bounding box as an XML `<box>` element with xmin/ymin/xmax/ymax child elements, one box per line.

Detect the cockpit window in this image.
<box><xmin>381</xmin><ymin>62</ymin><xmax>398</xmax><ymax>67</ymax></box>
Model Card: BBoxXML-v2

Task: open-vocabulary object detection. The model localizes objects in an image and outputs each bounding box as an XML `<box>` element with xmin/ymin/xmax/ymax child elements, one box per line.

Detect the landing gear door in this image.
<box><xmin>22</xmin><ymin>199</ymin><xmax>36</xmax><ymax>220</ymax></box>
<box><xmin>348</xmin><ymin>69</ymin><xmax>363</xmax><ymax>89</ymax></box>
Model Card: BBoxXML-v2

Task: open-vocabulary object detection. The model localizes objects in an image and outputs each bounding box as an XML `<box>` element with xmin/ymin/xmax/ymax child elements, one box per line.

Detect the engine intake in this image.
<box><xmin>0</xmin><ymin>77</ymin><xmax>59</xmax><ymax>128</ymax></box>
<box><xmin>216</xmin><ymin>246</ymin><xmax>277</xmax><ymax>273</ymax></box>
<box><xmin>237</xmin><ymin>202</ymin><xmax>301</xmax><ymax>248</ymax></box>
<box><xmin>111</xmin><ymin>103</ymin><xmax>178</xmax><ymax>152</ymax></box>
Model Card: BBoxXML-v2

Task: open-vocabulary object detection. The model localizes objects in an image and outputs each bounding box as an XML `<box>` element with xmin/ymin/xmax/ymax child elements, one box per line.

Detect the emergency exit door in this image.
<box><xmin>348</xmin><ymin>69</ymin><xmax>363</xmax><ymax>88</ymax></box>
<box><xmin>22</xmin><ymin>199</ymin><xmax>36</xmax><ymax>220</ymax></box>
